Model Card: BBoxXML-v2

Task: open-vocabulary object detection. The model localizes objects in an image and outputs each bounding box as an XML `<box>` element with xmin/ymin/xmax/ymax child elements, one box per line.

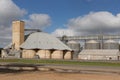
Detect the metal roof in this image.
<box><xmin>4</xmin><ymin>43</ymin><xmax>12</xmax><ymax>49</ymax></box>
<box><xmin>20</xmin><ymin>32</ymin><xmax>72</xmax><ymax>51</ymax></box>
<box><xmin>105</xmin><ymin>39</ymin><xmax>117</xmax><ymax>43</ymax></box>
<box><xmin>67</xmin><ymin>40</ymin><xmax>79</xmax><ymax>44</ymax></box>
<box><xmin>79</xmin><ymin>49</ymin><xmax>120</xmax><ymax>56</ymax></box>
<box><xmin>86</xmin><ymin>40</ymin><xmax>99</xmax><ymax>43</ymax></box>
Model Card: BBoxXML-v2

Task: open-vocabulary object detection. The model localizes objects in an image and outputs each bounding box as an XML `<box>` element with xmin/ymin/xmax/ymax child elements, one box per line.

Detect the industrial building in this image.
<box><xmin>62</xmin><ymin>35</ymin><xmax>120</xmax><ymax>60</ymax></box>
<box><xmin>78</xmin><ymin>39</ymin><xmax>120</xmax><ymax>60</ymax></box>
<box><xmin>1</xmin><ymin>21</ymin><xmax>73</xmax><ymax>59</ymax></box>
<box><xmin>1</xmin><ymin>20</ymin><xmax>120</xmax><ymax>60</ymax></box>
<box><xmin>78</xmin><ymin>49</ymin><xmax>119</xmax><ymax>60</ymax></box>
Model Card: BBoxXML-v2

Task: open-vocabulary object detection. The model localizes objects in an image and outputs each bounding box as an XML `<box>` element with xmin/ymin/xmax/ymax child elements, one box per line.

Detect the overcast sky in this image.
<box><xmin>0</xmin><ymin>0</ymin><xmax>120</xmax><ymax>47</ymax></box>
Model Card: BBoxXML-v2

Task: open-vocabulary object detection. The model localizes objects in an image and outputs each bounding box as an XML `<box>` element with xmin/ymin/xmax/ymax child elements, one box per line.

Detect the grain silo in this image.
<box><xmin>103</xmin><ymin>39</ymin><xmax>119</xmax><ymax>49</ymax></box>
<box><xmin>64</xmin><ymin>51</ymin><xmax>73</xmax><ymax>59</ymax></box>
<box><xmin>45</xmin><ymin>50</ymin><xmax>51</xmax><ymax>59</ymax></box>
<box><xmin>36</xmin><ymin>50</ymin><xmax>46</xmax><ymax>59</ymax></box>
<box><xmin>2</xmin><ymin>20</ymin><xmax>73</xmax><ymax>59</ymax></box>
<box><xmin>12</xmin><ymin>21</ymin><xmax>24</xmax><ymax>50</ymax></box>
<box><xmin>22</xmin><ymin>50</ymin><xmax>36</xmax><ymax>58</ymax></box>
<box><xmin>67</xmin><ymin>41</ymin><xmax>80</xmax><ymax>58</ymax></box>
<box><xmin>51</xmin><ymin>50</ymin><xmax>63</xmax><ymax>59</ymax></box>
<box><xmin>36</xmin><ymin>50</ymin><xmax>51</xmax><ymax>59</ymax></box>
<box><xmin>20</xmin><ymin>32</ymin><xmax>73</xmax><ymax>59</ymax></box>
<box><xmin>85</xmin><ymin>40</ymin><xmax>100</xmax><ymax>49</ymax></box>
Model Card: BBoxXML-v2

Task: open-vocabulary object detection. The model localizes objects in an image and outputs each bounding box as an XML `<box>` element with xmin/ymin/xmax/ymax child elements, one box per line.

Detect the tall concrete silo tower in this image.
<box><xmin>12</xmin><ymin>21</ymin><xmax>24</xmax><ymax>50</ymax></box>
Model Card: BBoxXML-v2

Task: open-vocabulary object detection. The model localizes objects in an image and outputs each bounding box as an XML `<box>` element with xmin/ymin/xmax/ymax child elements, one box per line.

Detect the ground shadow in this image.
<box><xmin>0</xmin><ymin>63</ymin><xmax>44</xmax><ymax>74</ymax></box>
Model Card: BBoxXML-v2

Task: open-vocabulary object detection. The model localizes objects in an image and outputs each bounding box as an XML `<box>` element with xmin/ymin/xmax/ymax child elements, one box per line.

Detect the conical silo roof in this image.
<box><xmin>86</xmin><ymin>40</ymin><xmax>99</xmax><ymax>43</ymax></box>
<box><xmin>67</xmin><ymin>40</ymin><xmax>79</xmax><ymax>44</ymax></box>
<box><xmin>105</xmin><ymin>39</ymin><xmax>117</xmax><ymax>43</ymax></box>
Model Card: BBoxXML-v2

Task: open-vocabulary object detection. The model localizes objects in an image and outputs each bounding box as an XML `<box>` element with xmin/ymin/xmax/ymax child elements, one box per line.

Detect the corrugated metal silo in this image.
<box><xmin>67</xmin><ymin>41</ymin><xmax>80</xmax><ymax>58</ymax></box>
<box><xmin>67</xmin><ymin>41</ymin><xmax>80</xmax><ymax>52</ymax></box>
<box><xmin>103</xmin><ymin>40</ymin><xmax>119</xmax><ymax>49</ymax></box>
<box><xmin>85</xmin><ymin>40</ymin><xmax>100</xmax><ymax>49</ymax></box>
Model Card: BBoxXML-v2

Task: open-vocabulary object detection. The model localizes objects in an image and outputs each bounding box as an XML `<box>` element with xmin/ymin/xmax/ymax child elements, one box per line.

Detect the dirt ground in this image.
<box><xmin>0</xmin><ymin>63</ymin><xmax>120</xmax><ymax>80</ymax></box>
<box><xmin>0</xmin><ymin>71</ymin><xmax>120</xmax><ymax>80</ymax></box>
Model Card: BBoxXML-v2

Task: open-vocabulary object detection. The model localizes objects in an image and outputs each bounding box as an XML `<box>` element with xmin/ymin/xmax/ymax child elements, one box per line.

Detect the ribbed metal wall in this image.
<box><xmin>67</xmin><ymin>41</ymin><xmax>80</xmax><ymax>58</ymax></box>
<box><xmin>67</xmin><ymin>41</ymin><xmax>80</xmax><ymax>52</ymax></box>
<box><xmin>103</xmin><ymin>40</ymin><xmax>119</xmax><ymax>49</ymax></box>
<box><xmin>85</xmin><ymin>40</ymin><xmax>100</xmax><ymax>49</ymax></box>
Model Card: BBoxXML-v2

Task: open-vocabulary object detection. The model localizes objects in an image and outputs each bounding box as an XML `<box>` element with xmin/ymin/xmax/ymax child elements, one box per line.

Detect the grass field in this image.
<box><xmin>0</xmin><ymin>59</ymin><xmax>120</xmax><ymax>67</ymax></box>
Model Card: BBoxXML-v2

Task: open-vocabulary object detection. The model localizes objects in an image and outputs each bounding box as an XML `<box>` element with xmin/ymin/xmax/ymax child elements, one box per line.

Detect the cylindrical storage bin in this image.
<box><xmin>64</xmin><ymin>51</ymin><xmax>72</xmax><ymax>59</ymax></box>
<box><xmin>103</xmin><ymin>40</ymin><xmax>119</xmax><ymax>49</ymax></box>
<box><xmin>51</xmin><ymin>50</ymin><xmax>63</xmax><ymax>59</ymax></box>
<box><xmin>22</xmin><ymin>50</ymin><xmax>36</xmax><ymax>58</ymax></box>
<box><xmin>36</xmin><ymin>50</ymin><xmax>46</xmax><ymax>59</ymax></box>
<box><xmin>45</xmin><ymin>50</ymin><xmax>51</xmax><ymax>59</ymax></box>
<box><xmin>67</xmin><ymin>41</ymin><xmax>80</xmax><ymax>52</ymax></box>
<box><xmin>36</xmin><ymin>50</ymin><xmax>51</xmax><ymax>59</ymax></box>
<box><xmin>85</xmin><ymin>40</ymin><xmax>100</xmax><ymax>49</ymax></box>
<box><xmin>67</xmin><ymin>41</ymin><xmax>80</xmax><ymax>58</ymax></box>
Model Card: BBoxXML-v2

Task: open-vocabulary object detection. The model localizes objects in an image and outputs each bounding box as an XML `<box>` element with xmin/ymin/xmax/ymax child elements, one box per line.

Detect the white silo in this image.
<box><xmin>85</xmin><ymin>40</ymin><xmax>100</xmax><ymax>49</ymax></box>
<box><xmin>103</xmin><ymin>39</ymin><xmax>119</xmax><ymax>49</ymax></box>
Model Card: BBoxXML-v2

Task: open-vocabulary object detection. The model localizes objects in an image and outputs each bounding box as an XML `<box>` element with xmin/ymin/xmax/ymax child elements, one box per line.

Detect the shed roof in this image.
<box><xmin>79</xmin><ymin>49</ymin><xmax>120</xmax><ymax>56</ymax></box>
<box><xmin>20</xmin><ymin>32</ymin><xmax>72</xmax><ymax>50</ymax></box>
